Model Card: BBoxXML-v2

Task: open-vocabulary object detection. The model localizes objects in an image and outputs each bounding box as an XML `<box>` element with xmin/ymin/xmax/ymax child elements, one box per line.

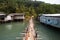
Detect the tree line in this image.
<box><xmin>0</xmin><ymin>0</ymin><xmax>60</xmax><ymax>18</ymax></box>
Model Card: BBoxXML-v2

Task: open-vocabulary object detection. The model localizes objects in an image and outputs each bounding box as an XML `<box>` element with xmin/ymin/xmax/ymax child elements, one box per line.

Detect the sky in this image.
<box><xmin>33</xmin><ymin>0</ymin><xmax>60</xmax><ymax>4</ymax></box>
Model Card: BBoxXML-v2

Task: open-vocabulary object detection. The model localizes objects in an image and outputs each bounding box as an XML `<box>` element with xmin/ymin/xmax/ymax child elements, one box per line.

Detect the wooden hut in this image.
<box><xmin>0</xmin><ymin>12</ymin><xmax>6</xmax><ymax>23</ymax></box>
<box><xmin>8</xmin><ymin>13</ymin><xmax>25</xmax><ymax>21</ymax></box>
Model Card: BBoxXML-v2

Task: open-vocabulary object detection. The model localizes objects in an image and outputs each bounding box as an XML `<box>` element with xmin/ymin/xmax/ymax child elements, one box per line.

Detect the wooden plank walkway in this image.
<box><xmin>23</xmin><ymin>17</ymin><xmax>37</xmax><ymax>40</ymax></box>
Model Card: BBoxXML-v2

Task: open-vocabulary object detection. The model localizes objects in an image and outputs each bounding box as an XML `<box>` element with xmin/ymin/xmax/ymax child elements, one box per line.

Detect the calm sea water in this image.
<box><xmin>35</xmin><ymin>21</ymin><xmax>60</xmax><ymax>40</ymax></box>
<box><xmin>0</xmin><ymin>22</ymin><xmax>26</xmax><ymax>40</ymax></box>
<box><xmin>0</xmin><ymin>21</ymin><xmax>60</xmax><ymax>40</ymax></box>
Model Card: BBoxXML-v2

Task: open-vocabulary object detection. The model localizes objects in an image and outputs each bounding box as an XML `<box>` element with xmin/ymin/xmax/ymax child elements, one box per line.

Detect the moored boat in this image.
<box><xmin>39</xmin><ymin>14</ymin><xmax>60</xmax><ymax>28</ymax></box>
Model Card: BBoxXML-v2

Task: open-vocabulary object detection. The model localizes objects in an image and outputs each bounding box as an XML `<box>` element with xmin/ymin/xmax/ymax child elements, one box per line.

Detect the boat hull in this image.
<box><xmin>40</xmin><ymin>16</ymin><xmax>60</xmax><ymax>28</ymax></box>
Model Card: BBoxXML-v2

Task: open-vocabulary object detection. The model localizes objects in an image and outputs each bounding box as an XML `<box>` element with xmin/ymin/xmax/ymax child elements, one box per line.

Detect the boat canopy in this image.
<box><xmin>42</xmin><ymin>14</ymin><xmax>60</xmax><ymax>16</ymax></box>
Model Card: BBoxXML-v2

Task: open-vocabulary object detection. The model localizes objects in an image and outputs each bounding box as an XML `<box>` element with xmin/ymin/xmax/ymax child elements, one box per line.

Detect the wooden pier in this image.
<box><xmin>23</xmin><ymin>17</ymin><xmax>37</xmax><ymax>40</ymax></box>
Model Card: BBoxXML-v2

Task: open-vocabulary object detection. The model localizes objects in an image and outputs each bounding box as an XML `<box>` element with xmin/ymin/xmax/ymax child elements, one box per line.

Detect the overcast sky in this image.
<box><xmin>33</xmin><ymin>0</ymin><xmax>60</xmax><ymax>4</ymax></box>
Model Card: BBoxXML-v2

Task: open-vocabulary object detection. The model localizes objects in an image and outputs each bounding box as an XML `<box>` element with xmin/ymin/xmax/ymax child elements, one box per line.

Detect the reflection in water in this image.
<box><xmin>6</xmin><ymin>24</ymin><xmax>12</xmax><ymax>30</ymax></box>
<box><xmin>35</xmin><ymin>21</ymin><xmax>60</xmax><ymax>40</ymax></box>
<box><xmin>0</xmin><ymin>22</ymin><xmax>26</xmax><ymax>40</ymax></box>
<box><xmin>0</xmin><ymin>21</ymin><xmax>60</xmax><ymax>40</ymax></box>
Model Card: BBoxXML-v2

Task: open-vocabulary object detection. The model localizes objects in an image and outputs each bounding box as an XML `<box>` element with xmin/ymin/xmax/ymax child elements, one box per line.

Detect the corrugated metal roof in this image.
<box><xmin>0</xmin><ymin>14</ymin><xmax>6</xmax><ymax>15</ymax></box>
<box><xmin>0</xmin><ymin>12</ymin><xmax>6</xmax><ymax>15</ymax></box>
<box><xmin>42</xmin><ymin>14</ymin><xmax>60</xmax><ymax>16</ymax></box>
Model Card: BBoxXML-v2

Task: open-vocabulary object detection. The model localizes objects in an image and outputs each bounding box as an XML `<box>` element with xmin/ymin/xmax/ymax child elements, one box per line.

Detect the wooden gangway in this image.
<box><xmin>16</xmin><ymin>16</ymin><xmax>42</xmax><ymax>40</ymax></box>
<box><xmin>23</xmin><ymin>17</ymin><xmax>37</xmax><ymax>40</ymax></box>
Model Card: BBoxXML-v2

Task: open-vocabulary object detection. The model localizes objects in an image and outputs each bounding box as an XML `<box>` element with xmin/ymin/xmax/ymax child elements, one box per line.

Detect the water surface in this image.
<box><xmin>0</xmin><ymin>22</ymin><xmax>26</xmax><ymax>40</ymax></box>
<box><xmin>0</xmin><ymin>21</ymin><xmax>60</xmax><ymax>40</ymax></box>
<box><xmin>35</xmin><ymin>21</ymin><xmax>60</xmax><ymax>40</ymax></box>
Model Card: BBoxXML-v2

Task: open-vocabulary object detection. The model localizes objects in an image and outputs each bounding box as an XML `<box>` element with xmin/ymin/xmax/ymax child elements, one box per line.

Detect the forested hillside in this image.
<box><xmin>0</xmin><ymin>0</ymin><xmax>60</xmax><ymax>17</ymax></box>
